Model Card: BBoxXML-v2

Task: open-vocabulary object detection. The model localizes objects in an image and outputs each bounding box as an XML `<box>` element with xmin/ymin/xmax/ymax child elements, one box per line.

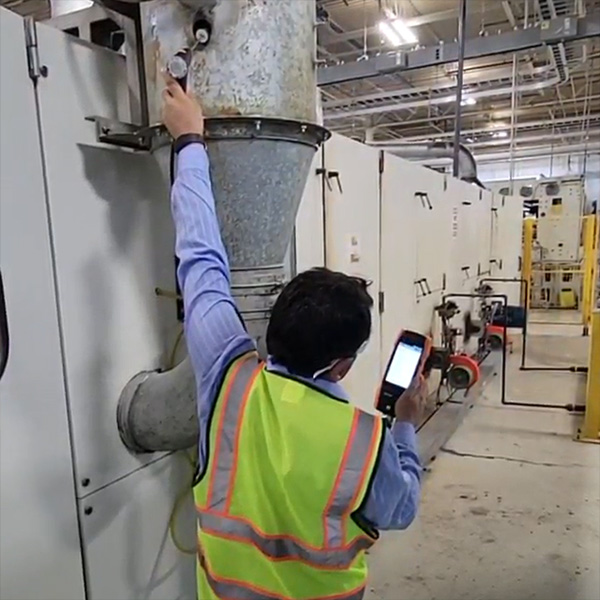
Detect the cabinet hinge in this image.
<box><xmin>24</xmin><ymin>18</ymin><xmax>48</xmax><ymax>82</ymax></box>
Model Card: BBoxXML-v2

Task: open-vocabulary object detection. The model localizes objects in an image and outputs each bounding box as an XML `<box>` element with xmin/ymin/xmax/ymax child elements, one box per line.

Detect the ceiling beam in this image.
<box><xmin>318</xmin><ymin>11</ymin><xmax>600</xmax><ymax>87</ymax></box>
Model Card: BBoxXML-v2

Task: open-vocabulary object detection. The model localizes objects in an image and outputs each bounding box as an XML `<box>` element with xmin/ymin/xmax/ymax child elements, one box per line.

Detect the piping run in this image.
<box><xmin>367</xmin><ymin>141</ymin><xmax>485</xmax><ymax>187</ymax></box>
<box><xmin>324</xmin><ymin>73</ymin><xmax>561</xmax><ymax>121</ymax></box>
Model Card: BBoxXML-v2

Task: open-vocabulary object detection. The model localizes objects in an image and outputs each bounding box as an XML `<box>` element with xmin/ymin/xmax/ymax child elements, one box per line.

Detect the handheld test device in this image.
<box><xmin>376</xmin><ymin>330</ymin><xmax>432</xmax><ymax>418</ymax></box>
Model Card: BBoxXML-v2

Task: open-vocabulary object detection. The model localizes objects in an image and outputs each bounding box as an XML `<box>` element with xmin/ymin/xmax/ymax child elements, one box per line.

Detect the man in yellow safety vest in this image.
<box><xmin>162</xmin><ymin>76</ymin><xmax>426</xmax><ymax>599</ymax></box>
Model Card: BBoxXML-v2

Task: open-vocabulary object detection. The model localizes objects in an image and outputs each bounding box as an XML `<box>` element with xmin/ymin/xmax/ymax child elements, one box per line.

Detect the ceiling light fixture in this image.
<box><xmin>494</xmin><ymin>131</ymin><xmax>509</xmax><ymax>138</ymax></box>
<box><xmin>390</xmin><ymin>18</ymin><xmax>418</xmax><ymax>44</ymax></box>
<box><xmin>378</xmin><ymin>21</ymin><xmax>402</xmax><ymax>47</ymax></box>
<box><xmin>379</xmin><ymin>15</ymin><xmax>418</xmax><ymax>46</ymax></box>
<box><xmin>462</xmin><ymin>97</ymin><xmax>477</xmax><ymax>106</ymax></box>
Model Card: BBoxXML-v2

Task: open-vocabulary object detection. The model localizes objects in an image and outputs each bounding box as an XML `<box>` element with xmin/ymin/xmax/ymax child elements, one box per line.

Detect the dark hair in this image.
<box><xmin>266</xmin><ymin>268</ymin><xmax>373</xmax><ymax>377</ymax></box>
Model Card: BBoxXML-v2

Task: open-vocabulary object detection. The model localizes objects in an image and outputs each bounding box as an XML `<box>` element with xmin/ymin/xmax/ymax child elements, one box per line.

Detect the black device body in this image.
<box><xmin>376</xmin><ymin>330</ymin><xmax>431</xmax><ymax>418</ymax></box>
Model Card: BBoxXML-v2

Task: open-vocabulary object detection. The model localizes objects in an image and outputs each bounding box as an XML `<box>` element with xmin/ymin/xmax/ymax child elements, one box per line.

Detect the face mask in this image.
<box><xmin>311</xmin><ymin>340</ymin><xmax>369</xmax><ymax>380</ymax></box>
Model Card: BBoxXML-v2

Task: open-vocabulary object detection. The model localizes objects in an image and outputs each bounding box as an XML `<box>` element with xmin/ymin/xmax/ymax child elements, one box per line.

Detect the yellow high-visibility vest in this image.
<box><xmin>193</xmin><ymin>353</ymin><xmax>385</xmax><ymax>599</ymax></box>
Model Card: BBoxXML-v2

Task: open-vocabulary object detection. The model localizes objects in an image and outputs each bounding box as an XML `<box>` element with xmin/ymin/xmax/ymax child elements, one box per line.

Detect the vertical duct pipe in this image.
<box><xmin>453</xmin><ymin>0</ymin><xmax>468</xmax><ymax>178</ymax></box>
<box><xmin>116</xmin><ymin>0</ymin><xmax>329</xmax><ymax>452</ymax></box>
<box><xmin>509</xmin><ymin>54</ymin><xmax>519</xmax><ymax>193</ymax></box>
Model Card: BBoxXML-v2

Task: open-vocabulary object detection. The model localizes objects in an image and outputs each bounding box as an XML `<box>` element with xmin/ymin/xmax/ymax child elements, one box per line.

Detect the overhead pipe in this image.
<box><xmin>116</xmin><ymin>0</ymin><xmax>329</xmax><ymax>452</ymax></box>
<box><xmin>466</xmin><ymin>128</ymin><xmax>600</xmax><ymax>148</ymax></box>
<box><xmin>415</xmin><ymin>142</ymin><xmax>600</xmax><ymax>165</ymax></box>
<box><xmin>349</xmin><ymin>95</ymin><xmax>600</xmax><ymax>135</ymax></box>
<box><xmin>365</xmin><ymin>114</ymin><xmax>600</xmax><ymax>144</ymax></box>
<box><xmin>367</xmin><ymin>142</ymin><xmax>484</xmax><ymax>187</ymax></box>
<box><xmin>324</xmin><ymin>73</ymin><xmax>561</xmax><ymax>121</ymax></box>
<box><xmin>321</xmin><ymin>63</ymin><xmax>556</xmax><ymax>111</ymax></box>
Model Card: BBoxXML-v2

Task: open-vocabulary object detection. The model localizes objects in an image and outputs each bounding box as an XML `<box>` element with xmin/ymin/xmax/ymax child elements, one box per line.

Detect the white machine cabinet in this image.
<box><xmin>379</xmin><ymin>153</ymin><xmax>420</xmax><ymax>355</ymax></box>
<box><xmin>1</xmin><ymin>12</ymin><xmax>196</xmax><ymax>600</ymax></box>
<box><xmin>446</xmin><ymin>177</ymin><xmax>481</xmax><ymax>292</ymax></box>
<box><xmin>478</xmin><ymin>188</ymin><xmax>494</xmax><ymax>275</ymax></box>
<box><xmin>411</xmin><ymin>163</ymin><xmax>449</xmax><ymax>296</ymax></box>
<box><xmin>321</xmin><ymin>134</ymin><xmax>381</xmax><ymax>412</ymax></box>
<box><xmin>33</xmin><ymin>20</ymin><xmax>179</xmax><ymax>496</ymax></box>
<box><xmin>0</xmin><ymin>9</ymin><xmax>86</xmax><ymax>600</ymax></box>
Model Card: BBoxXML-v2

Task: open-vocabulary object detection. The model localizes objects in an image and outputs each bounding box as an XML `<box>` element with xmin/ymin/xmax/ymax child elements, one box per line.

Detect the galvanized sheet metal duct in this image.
<box><xmin>117</xmin><ymin>0</ymin><xmax>329</xmax><ymax>452</ymax></box>
<box><xmin>367</xmin><ymin>141</ymin><xmax>483</xmax><ymax>187</ymax></box>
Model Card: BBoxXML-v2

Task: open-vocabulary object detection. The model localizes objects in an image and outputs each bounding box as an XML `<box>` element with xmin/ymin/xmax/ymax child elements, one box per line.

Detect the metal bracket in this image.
<box><xmin>86</xmin><ymin>116</ymin><xmax>170</xmax><ymax>152</ymax></box>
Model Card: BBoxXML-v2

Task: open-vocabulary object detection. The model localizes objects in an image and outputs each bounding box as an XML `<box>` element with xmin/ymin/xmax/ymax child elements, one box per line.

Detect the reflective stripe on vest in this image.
<box><xmin>204</xmin><ymin>355</ymin><xmax>263</xmax><ymax>512</ymax></box>
<box><xmin>198</xmin><ymin>354</ymin><xmax>382</xmax><ymax>569</ymax></box>
<box><xmin>198</xmin><ymin>547</ymin><xmax>366</xmax><ymax>600</ymax></box>
<box><xmin>197</xmin><ymin>510</ymin><xmax>373</xmax><ymax>568</ymax></box>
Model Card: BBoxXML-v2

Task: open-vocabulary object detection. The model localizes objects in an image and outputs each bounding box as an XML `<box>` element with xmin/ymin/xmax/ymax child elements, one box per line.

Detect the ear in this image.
<box><xmin>328</xmin><ymin>357</ymin><xmax>356</xmax><ymax>382</ymax></box>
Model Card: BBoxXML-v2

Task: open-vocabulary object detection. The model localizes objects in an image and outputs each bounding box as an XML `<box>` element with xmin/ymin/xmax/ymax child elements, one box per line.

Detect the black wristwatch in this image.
<box><xmin>173</xmin><ymin>133</ymin><xmax>206</xmax><ymax>154</ymax></box>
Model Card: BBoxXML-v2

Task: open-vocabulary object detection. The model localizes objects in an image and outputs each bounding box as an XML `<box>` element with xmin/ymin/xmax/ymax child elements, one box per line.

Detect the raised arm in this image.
<box><xmin>163</xmin><ymin>77</ymin><xmax>254</xmax><ymax>384</ymax></box>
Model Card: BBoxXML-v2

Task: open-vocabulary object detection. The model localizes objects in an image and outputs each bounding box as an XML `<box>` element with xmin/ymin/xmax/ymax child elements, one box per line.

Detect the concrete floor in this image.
<box><xmin>365</xmin><ymin>320</ymin><xmax>600</xmax><ymax>600</ymax></box>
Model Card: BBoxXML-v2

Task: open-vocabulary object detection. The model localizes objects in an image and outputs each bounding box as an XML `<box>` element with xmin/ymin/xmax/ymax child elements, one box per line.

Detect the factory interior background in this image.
<box><xmin>0</xmin><ymin>0</ymin><xmax>598</xmax><ymax>599</ymax></box>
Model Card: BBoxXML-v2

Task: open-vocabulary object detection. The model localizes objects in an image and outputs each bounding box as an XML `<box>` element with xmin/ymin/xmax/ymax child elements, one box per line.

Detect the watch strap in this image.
<box><xmin>174</xmin><ymin>133</ymin><xmax>206</xmax><ymax>154</ymax></box>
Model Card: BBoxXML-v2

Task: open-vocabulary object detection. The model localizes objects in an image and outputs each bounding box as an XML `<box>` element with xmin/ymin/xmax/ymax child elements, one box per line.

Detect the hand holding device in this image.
<box><xmin>395</xmin><ymin>376</ymin><xmax>428</xmax><ymax>425</ymax></box>
<box><xmin>376</xmin><ymin>330</ymin><xmax>431</xmax><ymax>419</ymax></box>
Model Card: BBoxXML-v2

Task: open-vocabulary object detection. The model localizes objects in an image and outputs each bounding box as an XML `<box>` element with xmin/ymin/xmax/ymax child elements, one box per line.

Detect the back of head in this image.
<box><xmin>266</xmin><ymin>268</ymin><xmax>373</xmax><ymax>377</ymax></box>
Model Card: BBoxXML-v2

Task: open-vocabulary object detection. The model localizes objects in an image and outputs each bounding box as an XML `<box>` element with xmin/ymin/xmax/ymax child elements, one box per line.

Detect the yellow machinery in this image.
<box><xmin>578</xmin><ymin>309</ymin><xmax>600</xmax><ymax>444</ymax></box>
<box><xmin>522</xmin><ymin>214</ymin><xmax>599</xmax><ymax>442</ymax></box>
<box><xmin>522</xmin><ymin>214</ymin><xmax>599</xmax><ymax>333</ymax></box>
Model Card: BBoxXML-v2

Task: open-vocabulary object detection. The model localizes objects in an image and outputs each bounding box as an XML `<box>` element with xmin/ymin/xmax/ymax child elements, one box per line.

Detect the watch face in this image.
<box><xmin>167</xmin><ymin>56</ymin><xmax>189</xmax><ymax>80</ymax></box>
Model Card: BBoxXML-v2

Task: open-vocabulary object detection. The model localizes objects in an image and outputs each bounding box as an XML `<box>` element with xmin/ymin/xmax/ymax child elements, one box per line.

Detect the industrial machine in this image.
<box><xmin>0</xmin><ymin>1</ymin><xmax>526</xmax><ymax>598</ymax></box>
<box><xmin>524</xmin><ymin>177</ymin><xmax>592</xmax><ymax>311</ymax></box>
<box><xmin>429</xmin><ymin>284</ymin><xmax>514</xmax><ymax>394</ymax></box>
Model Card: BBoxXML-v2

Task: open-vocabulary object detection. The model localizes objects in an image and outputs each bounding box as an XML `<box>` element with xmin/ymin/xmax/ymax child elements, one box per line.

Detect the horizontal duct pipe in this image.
<box><xmin>371</xmin><ymin>129</ymin><xmax>600</xmax><ymax>153</ymax></box>
<box><xmin>412</xmin><ymin>143</ymin><xmax>600</xmax><ymax>165</ymax></box>
<box><xmin>465</xmin><ymin>129</ymin><xmax>600</xmax><ymax>149</ymax></box>
<box><xmin>339</xmin><ymin>95</ymin><xmax>600</xmax><ymax>135</ymax></box>
<box><xmin>368</xmin><ymin>142</ymin><xmax>483</xmax><ymax>186</ymax></box>
<box><xmin>324</xmin><ymin>74</ymin><xmax>561</xmax><ymax>121</ymax></box>
<box><xmin>321</xmin><ymin>64</ymin><xmax>555</xmax><ymax>111</ymax></box>
<box><xmin>367</xmin><ymin>114</ymin><xmax>600</xmax><ymax>144</ymax></box>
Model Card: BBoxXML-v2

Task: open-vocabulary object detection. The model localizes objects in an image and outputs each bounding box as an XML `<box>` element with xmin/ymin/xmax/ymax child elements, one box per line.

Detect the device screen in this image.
<box><xmin>385</xmin><ymin>342</ymin><xmax>424</xmax><ymax>389</ymax></box>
